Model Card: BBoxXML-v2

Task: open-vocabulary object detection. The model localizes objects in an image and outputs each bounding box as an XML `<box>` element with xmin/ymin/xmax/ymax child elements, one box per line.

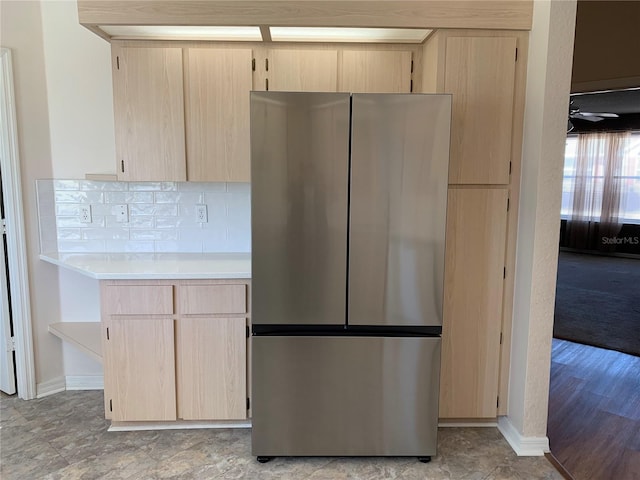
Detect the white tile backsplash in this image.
<box><xmin>37</xmin><ymin>180</ymin><xmax>251</xmax><ymax>254</ymax></box>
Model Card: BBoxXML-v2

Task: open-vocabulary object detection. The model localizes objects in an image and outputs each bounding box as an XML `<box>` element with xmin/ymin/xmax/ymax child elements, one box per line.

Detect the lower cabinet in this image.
<box><xmin>440</xmin><ymin>188</ymin><xmax>509</xmax><ymax>418</ymax></box>
<box><xmin>106</xmin><ymin>317</ymin><xmax>177</xmax><ymax>421</ymax></box>
<box><xmin>176</xmin><ymin>317</ymin><xmax>247</xmax><ymax>420</ymax></box>
<box><xmin>101</xmin><ymin>279</ymin><xmax>250</xmax><ymax>423</ymax></box>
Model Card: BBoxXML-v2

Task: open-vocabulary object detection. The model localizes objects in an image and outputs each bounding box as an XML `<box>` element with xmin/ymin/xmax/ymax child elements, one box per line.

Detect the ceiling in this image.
<box><xmin>569</xmin><ymin>88</ymin><xmax>640</xmax><ymax>132</ymax></box>
<box><xmin>571</xmin><ymin>88</ymin><xmax>640</xmax><ymax>115</ymax></box>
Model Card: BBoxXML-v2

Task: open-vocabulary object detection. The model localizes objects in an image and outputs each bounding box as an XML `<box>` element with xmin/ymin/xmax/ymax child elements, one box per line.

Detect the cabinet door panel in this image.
<box><xmin>440</xmin><ymin>188</ymin><xmax>508</xmax><ymax>418</ymax></box>
<box><xmin>177</xmin><ymin>317</ymin><xmax>247</xmax><ymax>420</ymax></box>
<box><xmin>269</xmin><ymin>49</ymin><xmax>338</xmax><ymax>92</ymax></box>
<box><xmin>185</xmin><ymin>48</ymin><xmax>253</xmax><ymax>182</ymax></box>
<box><xmin>113</xmin><ymin>47</ymin><xmax>186</xmax><ymax>181</ymax></box>
<box><xmin>107</xmin><ymin>318</ymin><xmax>176</xmax><ymax>421</ymax></box>
<box><xmin>444</xmin><ymin>37</ymin><xmax>517</xmax><ymax>185</ymax></box>
<box><xmin>340</xmin><ymin>50</ymin><xmax>412</xmax><ymax>93</ymax></box>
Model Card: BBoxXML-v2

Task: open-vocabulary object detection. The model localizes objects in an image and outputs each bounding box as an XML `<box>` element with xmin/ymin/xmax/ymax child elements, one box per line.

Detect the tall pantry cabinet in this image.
<box><xmin>420</xmin><ymin>30</ymin><xmax>528</xmax><ymax>419</ymax></box>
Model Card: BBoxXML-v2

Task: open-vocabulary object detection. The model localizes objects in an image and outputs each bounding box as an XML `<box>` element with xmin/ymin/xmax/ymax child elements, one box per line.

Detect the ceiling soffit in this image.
<box><xmin>78</xmin><ymin>1</ymin><xmax>534</xmax><ymax>42</ymax></box>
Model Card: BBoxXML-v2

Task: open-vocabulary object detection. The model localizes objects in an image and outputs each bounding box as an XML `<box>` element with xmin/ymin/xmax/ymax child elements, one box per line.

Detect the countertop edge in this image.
<box><xmin>40</xmin><ymin>253</ymin><xmax>101</xmax><ymax>279</ymax></box>
<box><xmin>39</xmin><ymin>253</ymin><xmax>252</xmax><ymax>280</ymax></box>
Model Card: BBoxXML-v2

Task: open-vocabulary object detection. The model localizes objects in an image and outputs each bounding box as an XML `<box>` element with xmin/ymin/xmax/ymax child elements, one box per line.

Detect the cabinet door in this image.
<box><xmin>340</xmin><ymin>50</ymin><xmax>412</xmax><ymax>93</ymax></box>
<box><xmin>106</xmin><ymin>317</ymin><xmax>176</xmax><ymax>421</ymax></box>
<box><xmin>440</xmin><ymin>188</ymin><xmax>508</xmax><ymax>418</ymax></box>
<box><xmin>112</xmin><ymin>47</ymin><xmax>186</xmax><ymax>181</ymax></box>
<box><xmin>269</xmin><ymin>49</ymin><xmax>338</xmax><ymax>92</ymax></box>
<box><xmin>444</xmin><ymin>37</ymin><xmax>517</xmax><ymax>185</ymax></box>
<box><xmin>185</xmin><ymin>48</ymin><xmax>253</xmax><ymax>182</ymax></box>
<box><xmin>177</xmin><ymin>317</ymin><xmax>247</xmax><ymax>420</ymax></box>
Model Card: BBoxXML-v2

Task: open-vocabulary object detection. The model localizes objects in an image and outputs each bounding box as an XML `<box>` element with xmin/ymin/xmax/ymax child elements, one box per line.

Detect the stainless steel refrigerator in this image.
<box><xmin>250</xmin><ymin>92</ymin><xmax>452</xmax><ymax>462</ymax></box>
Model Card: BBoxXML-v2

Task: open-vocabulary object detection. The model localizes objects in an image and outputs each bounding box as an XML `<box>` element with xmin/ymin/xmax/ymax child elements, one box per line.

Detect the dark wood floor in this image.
<box><xmin>548</xmin><ymin>339</ymin><xmax>640</xmax><ymax>480</ymax></box>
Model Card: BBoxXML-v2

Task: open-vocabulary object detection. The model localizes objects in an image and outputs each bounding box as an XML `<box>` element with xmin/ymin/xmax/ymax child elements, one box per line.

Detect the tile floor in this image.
<box><xmin>1</xmin><ymin>391</ymin><xmax>563</xmax><ymax>479</ymax></box>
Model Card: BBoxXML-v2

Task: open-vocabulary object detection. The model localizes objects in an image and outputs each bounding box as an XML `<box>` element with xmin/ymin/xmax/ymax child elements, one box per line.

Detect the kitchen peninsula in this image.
<box><xmin>42</xmin><ymin>251</ymin><xmax>251</xmax><ymax>429</ymax></box>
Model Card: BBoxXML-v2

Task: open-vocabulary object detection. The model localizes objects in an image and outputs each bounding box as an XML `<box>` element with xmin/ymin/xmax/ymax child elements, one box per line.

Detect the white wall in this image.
<box><xmin>0</xmin><ymin>0</ymin><xmax>64</xmax><ymax>394</ymax></box>
<box><xmin>40</xmin><ymin>0</ymin><xmax>115</xmax><ymax>177</ymax></box>
<box><xmin>504</xmin><ymin>0</ymin><xmax>577</xmax><ymax>448</ymax></box>
<box><xmin>1</xmin><ymin>0</ymin><xmax>118</xmax><ymax>391</ymax></box>
<box><xmin>39</xmin><ymin>0</ymin><xmax>117</xmax><ymax>383</ymax></box>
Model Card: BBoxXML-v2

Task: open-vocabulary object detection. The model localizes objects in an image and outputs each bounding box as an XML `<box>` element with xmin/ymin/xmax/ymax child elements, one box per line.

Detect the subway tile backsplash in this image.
<box><xmin>36</xmin><ymin>179</ymin><xmax>251</xmax><ymax>254</ymax></box>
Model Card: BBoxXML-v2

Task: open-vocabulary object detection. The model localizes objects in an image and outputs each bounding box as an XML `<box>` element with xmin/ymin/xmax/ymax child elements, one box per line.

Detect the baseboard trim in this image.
<box><xmin>497</xmin><ymin>416</ymin><xmax>549</xmax><ymax>456</ymax></box>
<box><xmin>109</xmin><ymin>419</ymin><xmax>252</xmax><ymax>432</ymax></box>
<box><xmin>438</xmin><ymin>422</ymin><xmax>498</xmax><ymax>427</ymax></box>
<box><xmin>36</xmin><ymin>376</ymin><xmax>66</xmax><ymax>398</ymax></box>
<box><xmin>65</xmin><ymin>375</ymin><xmax>104</xmax><ymax>390</ymax></box>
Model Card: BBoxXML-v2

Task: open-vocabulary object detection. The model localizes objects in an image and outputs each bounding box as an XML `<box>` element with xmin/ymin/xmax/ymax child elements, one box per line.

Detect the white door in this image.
<box><xmin>0</xmin><ymin>215</ymin><xmax>16</xmax><ymax>394</ymax></box>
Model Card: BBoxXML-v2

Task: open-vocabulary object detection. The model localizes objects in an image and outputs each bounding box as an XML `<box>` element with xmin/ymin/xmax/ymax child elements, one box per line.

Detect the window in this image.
<box><xmin>561</xmin><ymin>131</ymin><xmax>640</xmax><ymax>224</ymax></box>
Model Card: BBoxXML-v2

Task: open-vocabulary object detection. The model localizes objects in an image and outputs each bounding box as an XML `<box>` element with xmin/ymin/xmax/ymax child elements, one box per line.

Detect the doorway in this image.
<box><xmin>0</xmin><ymin>167</ymin><xmax>17</xmax><ymax>394</ymax></box>
<box><xmin>547</xmin><ymin>102</ymin><xmax>640</xmax><ymax>478</ymax></box>
<box><xmin>0</xmin><ymin>47</ymin><xmax>36</xmax><ymax>400</ymax></box>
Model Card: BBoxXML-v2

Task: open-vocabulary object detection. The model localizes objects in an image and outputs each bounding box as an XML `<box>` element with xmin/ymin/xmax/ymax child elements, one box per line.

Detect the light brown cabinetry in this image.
<box><xmin>268</xmin><ymin>49</ymin><xmax>338</xmax><ymax>92</ymax></box>
<box><xmin>101</xmin><ymin>284</ymin><xmax>177</xmax><ymax>421</ymax></box>
<box><xmin>176</xmin><ymin>283</ymin><xmax>248</xmax><ymax>420</ymax></box>
<box><xmin>340</xmin><ymin>50</ymin><xmax>413</xmax><ymax>93</ymax></box>
<box><xmin>420</xmin><ymin>30</ymin><xmax>527</xmax><ymax>419</ymax></box>
<box><xmin>112</xmin><ymin>45</ymin><xmax>253</xmax><ymax>182</ymax></box>
<box><xmin>107</xmin><ymin>317</ymin><xmax>177</xmax><ymax>421</ymax></box>
<box><xmin>444</xmin><ymin>37</ymin><xmax>517</xmax><ymax>185</ymax></box>
<box><xmin>111</xmin><ymin>43</ymin><xmax>417</xmax><ymax>181</ymax></box>
<box><xmin>185</xmin><ymin>48</ymin><xmax>253</xmax><ymax>182</ymax></box>
<box><xmin>420</xmin><ymin>34</ymin><xmax>518</xmax><ymax>185</ymax></box>
<box><xmin>266</xmin><ymin>48</ymin><xmax>413</xmax><ymax>93</ymax></box>
<box><xmin>101</xmin><ymin>279</ymin><xmax>250</xmax><ymax>423</ymax></box>
<box><xmin>112</xmin><ymin>47</ymin><xmax>186</xmax><ymax>182</ymax></box>
<box><xmin>440</xmin><ymin>188</ymin><xmax>508</xmax><ymax>418</ymax></box>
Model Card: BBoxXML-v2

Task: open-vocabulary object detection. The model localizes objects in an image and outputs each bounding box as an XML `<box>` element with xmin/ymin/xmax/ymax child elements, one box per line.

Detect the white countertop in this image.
<box><xmin>40</xmin><ymin>252</ymin><xmax>251</xmax><ymax>280</ymax></box>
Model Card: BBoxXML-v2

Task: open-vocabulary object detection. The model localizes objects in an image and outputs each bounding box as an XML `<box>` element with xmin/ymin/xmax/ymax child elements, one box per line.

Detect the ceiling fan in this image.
<box><xmin>567</xmin><ymin>99</ymin><xmax>619</xmax><ymax>132</ymax></box>
<box><xmin>569</xmin><ymin>100</ymin><xmax>619</xmax><ymax>123</ymax></box>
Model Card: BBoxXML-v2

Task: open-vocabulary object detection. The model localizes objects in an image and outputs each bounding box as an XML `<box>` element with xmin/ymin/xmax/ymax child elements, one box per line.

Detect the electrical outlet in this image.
<box><xmin>196</xmin><ymin>204</ymin><xmax>208</xmax><ymax>223</ymax></box>
<box><xmin>79</xmin><ymin>205</ymin><xmax>92</xmax><ymax>223</ymax></box>
<box><xmin>115</xmin><ymin>204</ymin><xmax>129</xmax><ymax>223</ymax></box>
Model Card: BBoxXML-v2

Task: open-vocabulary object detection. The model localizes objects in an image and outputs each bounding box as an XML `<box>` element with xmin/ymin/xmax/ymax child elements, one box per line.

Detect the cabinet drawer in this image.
<box><xmin>103</xmin><ymin>285</ymin><xmax>174</xmax><ymax>315</ymax></box>
<box><xmin>181</xmin><ymin>284</ymin><xmax>247</xmax><ymax>315</ymax></box>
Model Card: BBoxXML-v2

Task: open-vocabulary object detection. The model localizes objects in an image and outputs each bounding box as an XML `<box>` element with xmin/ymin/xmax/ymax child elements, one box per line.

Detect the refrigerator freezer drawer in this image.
<box><xmin>252</xmin><ymin>336</ymin><xmax>441</xmax><ymax>457</ymax></box>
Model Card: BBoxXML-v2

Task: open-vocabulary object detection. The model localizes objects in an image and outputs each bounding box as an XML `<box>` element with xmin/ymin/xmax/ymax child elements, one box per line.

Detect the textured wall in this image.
<box><xmin>509</xmin><ymin>0</ymin><xmax>577</xmax><ymax>438</ymax></box>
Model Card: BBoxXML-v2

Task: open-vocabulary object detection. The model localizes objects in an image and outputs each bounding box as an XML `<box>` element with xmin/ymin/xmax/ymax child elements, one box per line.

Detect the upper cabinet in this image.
<box><xmin>420</xmin><ymin>33</ymin><xmax>519</xmax><ymax>185</ymax></box>
<box><xmin>268</xmin><ymin>49</ymin><xmax>338</xmax><ymax>92</ymax></box>
<box><xmin>340</xmin><ymin>50</ymin><xmax>413</xmax><ymax>93</ymax></box>
<box><xmin>112</xmin><ymin>47</ymin><xmax>186</xmax><ymax>182</ymax></box>
<box><xmin>111</xmin><ymin>43</ymin><xmax>418</xmax><ymax>181</ymax></box>
<box><xmin>444</xmin><ymin>37</ymin><xmax>517</xmax><ymax>185</ymax></box>
<box><xmin>267</xmin><ymin>48</ymin><xmax>413</xmax><ymax>93</ymax></box>
<box><xmin>111</xmin><ymin>45</ymin><xmax>253</xmax><ymax>183</ymax></box>
<box><xmin>185</xmin><ymin>48</ymin><xmax>253</xmax><ymax>182</ymax></box>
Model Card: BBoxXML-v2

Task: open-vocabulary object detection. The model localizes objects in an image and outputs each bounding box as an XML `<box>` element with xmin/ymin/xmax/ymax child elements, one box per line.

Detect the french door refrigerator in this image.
<box><xmin>250</xmin><ymin>91</ymin><xmax>452</xmax><ymax>461</ymax></box>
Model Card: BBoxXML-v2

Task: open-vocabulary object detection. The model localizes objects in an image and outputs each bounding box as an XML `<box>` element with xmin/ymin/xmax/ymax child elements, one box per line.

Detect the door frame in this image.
<box><xmin>0</xmin><ymin>48</ymin><xmax>36</xmax><ymax>400</ymax></box>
